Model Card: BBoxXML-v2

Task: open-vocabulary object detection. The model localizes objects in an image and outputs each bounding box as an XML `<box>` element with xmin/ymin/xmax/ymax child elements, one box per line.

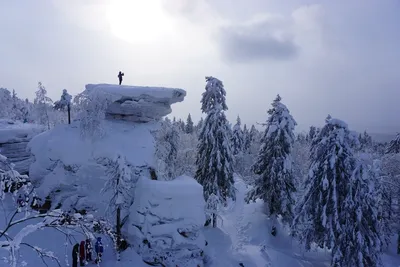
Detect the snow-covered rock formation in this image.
<box><xmin>0</xmin><ymin>119</ymin><xmax>44</xmax><ymax>174</ymax></box>
<box><xmin>29</xmin><ymin>84</ymin><xmax>186</xmax><ymax>211</ymax></box>
<box><xmin>129</xmin><ymin>175</ymin><xmax>207</xmax><ymax>266</ymax></box>
<box><xmin>84</xmin><ymin>84</ymin><xmax>186</xmax><ymax>122</ymax></box>
<box><xmin>28</xmin><ymin>84</ymin><xmax>196</xmax><ymax>264</ymax></box>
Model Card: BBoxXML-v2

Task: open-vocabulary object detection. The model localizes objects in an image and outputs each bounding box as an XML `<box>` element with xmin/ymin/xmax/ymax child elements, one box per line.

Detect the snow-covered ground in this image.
<box><xmin>205</xmin><ymin>176</ymin><xmax>400</xmax><ymax>267</ymax></box>
<box><xmin>1</xmin><ymin>175</ymin><xmax>400</xmax><ymax>266</ymax></box>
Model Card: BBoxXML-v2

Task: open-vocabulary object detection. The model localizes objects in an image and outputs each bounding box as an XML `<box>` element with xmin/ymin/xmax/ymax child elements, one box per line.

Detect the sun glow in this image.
<box><xmin>106</xmin><ymin>0</ymin><xmax>175</xmax><ymax>44</ymax></box>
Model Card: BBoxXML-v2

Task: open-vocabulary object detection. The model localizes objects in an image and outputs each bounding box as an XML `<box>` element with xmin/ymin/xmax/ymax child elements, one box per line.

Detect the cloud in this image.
<box><xmin>218</xmin><ymin>17</ymin><xmax>298</xmax><ymax>63</ymax></box>
<box><xmin>216</xmin><ymin>5</ymin><xmax>327</xmax><ymax>63</ymax></box>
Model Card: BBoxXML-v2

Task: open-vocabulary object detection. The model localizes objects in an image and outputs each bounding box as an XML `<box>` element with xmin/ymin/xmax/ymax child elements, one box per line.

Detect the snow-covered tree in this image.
<box><xmin>195</xmin><ymin>117</ymin><xmax>204</xmax><ymax>134</ymax></box>
<box><xmin>385</xmin><ymin>133</ymin><xmax>400</xmax><ymax>154</ymax></box>
<box><xmin>34</xmin><ymin>82</ymin><xmax>53</xmax><ymax>129</ymax></box>
<box><xmin>231</xmin><ymin>116</ymin><xmax>244</xmax><ymax>155</ymax></box>
<box><xmin>0</xmin><ymin>153</ymin><xmax>97</xmax><ymax>267</ymax></box>
<box><xmin>101</xmin><ymin>154</ymin><xmax>135</xmax><ymax>256</ymax></box>
<box><xmin>331</xmin><ymin>157</ymin><xmax>382</xmax><ymax>267</ymax></box>
<box><xmin>177</xmin><ymin>119</ymin><xmax>185</xmax><ymax>132</ymax></box>
<box><xmin>243</xmin><ymin>124</ymin><xmax>250</xmax><ymax>152</ymax></box>
<box><xmin>195</xmin><ymin>76</ymin><xmax>235</xmax><ymax>227</ymax></box>
<box><xmin>185</xmin><ymin>113</ymin><xmax>194</xmax><ymax>134</ymax></box>
<box><xmin>307</xmin><ymin>126</ymin><xmax>317</xmax><ymax>142</ymax></box>
<box><xmin>246</xmin><ymin>95</ymin><xmax>297</xmax><ymax>225</ymax></box>
<box><xmin>155</xmin><ymin>120</ymin><xmax>180</xmax><ymax>180</ymax></box>
<box><xmin>293</xmin><ymin>117</ymin><xmax>354</xmax><ymax>249</ymax></box>
<box><xmin>293</xmin><ymin>117</ymin><xmax>383</xmax><ymax>266</ymax></box>
<box><xmin>10</xmin><ymin>89</ymin><xmax>24</xmax><ymax>121</ymax></box>
<box><xmin>0</xmin><ymin>88</ymin><xmax>13</xmax><ymax>119</ymax></box>
<box><xmin>54</xmin><ymin>89</ymin><xmax>72</xmax><ymax>124</ymax></box>
<box><xmin>75</xmin><ymin>90</ymin><xmax>110</xmax><ymax>139</ymax></box>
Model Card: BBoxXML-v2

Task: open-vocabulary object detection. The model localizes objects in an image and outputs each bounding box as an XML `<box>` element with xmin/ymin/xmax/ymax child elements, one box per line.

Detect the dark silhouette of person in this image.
<box><xmin>118</xmin><ymin>71</ymin><xmax>124</xmax><ymax>85</ymax></box>
<box><xmin>79</xmin><ymin>241</ymin><xmax>86</xmax><ymax>266</ymax></box>
<box><xmin>72</xmin><ymin>243</ymin><xmax>79</xmax><ymax>267</ymax></box>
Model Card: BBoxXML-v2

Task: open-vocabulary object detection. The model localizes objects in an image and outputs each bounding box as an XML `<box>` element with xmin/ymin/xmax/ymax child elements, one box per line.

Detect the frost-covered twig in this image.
<box><xmin>20</xmin><ymin>242</ymin><xmax>61</xmax><ymax>267</ymax></box>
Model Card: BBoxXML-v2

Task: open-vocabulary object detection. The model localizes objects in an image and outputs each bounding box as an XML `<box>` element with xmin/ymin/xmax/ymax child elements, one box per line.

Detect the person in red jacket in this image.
<box><xmin>79</xmin><ymin>241</ymin><xmax>86</xmax><ymax>266</ymax></box>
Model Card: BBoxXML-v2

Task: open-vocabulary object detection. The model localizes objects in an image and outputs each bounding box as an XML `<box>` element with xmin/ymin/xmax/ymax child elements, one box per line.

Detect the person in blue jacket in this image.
<box><xmin>94</xmin><ymin>237</ymin><xmax>104</xmax><ymax>263</ymax></box>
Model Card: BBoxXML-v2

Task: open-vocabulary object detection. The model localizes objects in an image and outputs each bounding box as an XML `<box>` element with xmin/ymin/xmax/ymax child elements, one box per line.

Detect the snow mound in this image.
<box><xmin>129</xmin><ymin>175</ymin><xmax>207</xmax><ymax>266</ymax></box>
<box><xmin>0</xmin><ymin>119</ymin><xmax>44</xmax><ymax>174</ymax></box>
<box><xmin>84</xmin><ymin>84</ymin><xmax>186</xmax><ymax>122</ymax></box>
<box><xmin>28</xmin><ymin>120</ymin><xmax>159</xmax><ymax>212</ymax></box>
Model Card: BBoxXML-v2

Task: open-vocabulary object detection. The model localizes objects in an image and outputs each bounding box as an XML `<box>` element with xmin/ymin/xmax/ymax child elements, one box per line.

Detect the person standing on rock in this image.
<box><xmin>118</xmin><ymin>71</ymin><xmax>124</xmax><ymax>85</ymax></box>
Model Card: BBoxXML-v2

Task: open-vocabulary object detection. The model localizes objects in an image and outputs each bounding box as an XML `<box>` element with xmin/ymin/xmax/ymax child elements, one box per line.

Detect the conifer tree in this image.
<box><xmin>385</xmin><ymin>133</ymin><xmax>400</xmax><ymax>154</ymax></box>
<box><xmin>331</xmin><ymin>158</ymin><xmax>382</xmax><ymax>267</ymax></box>
<box><xmin>231</xmin><ymin>116</ymin><xmax>244</xmax><ymax>155</ymax></box>
<box><xmin>155</xmin><ymin>119</ymin><xmax>180</xmax><ymax>180</ymax></box>
<box><xmin>195</xmin><ymin>76</ymin><xmax>235</xmax><ymax>227</ymax></box>
<box><xmin>54</xmin><ymin>89</ymin><xmax>72</xmax><ymax>124</ymax></box>
<box><xmin>195</xmin><ymin>117</ymin><xmax>204</xmax><ymax>134</ymax></box>
<box><xmin>243</xmin><ymin>124</ymin><xmax>250</xmax><ymax>152</ymax></box>
<box><xmin>307</xmin><ymin>126</ymin><xmax>316</xmax><ymax>142</ymax></box>
<box><xmin>185</xmin><ymin>113</ymin><xmax>194</xmax><ymax>134</ymax></box>
<box><xmin>293</xmin><ymin>116</ymin><xmax>353</xmax><ymax>248</ymax></box>
<box><xmin>246</xmin><ymin>95</ymin><xmax>296</xmax><ymax>225</ymax></box>
<box><xmin>293</xmin><ymin>116</ymin><xmax>383</xmax><ymax>266</ymax></box>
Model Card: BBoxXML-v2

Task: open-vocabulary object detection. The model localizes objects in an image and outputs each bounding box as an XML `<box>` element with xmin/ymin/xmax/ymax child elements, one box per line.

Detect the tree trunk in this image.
<box><xmin>116</xmin><ymin>206</ymin><xmax>121</xmax><ymax>260</ymax></box>
<box><xmin>67</xmin><ymin>104</ymin><xmax>71</xmax><ymax>124</ymax></box>
<box><xmin>212</xmin><ymin>213</ymin><xmax>217</xmax><ymax>228</ymax></box>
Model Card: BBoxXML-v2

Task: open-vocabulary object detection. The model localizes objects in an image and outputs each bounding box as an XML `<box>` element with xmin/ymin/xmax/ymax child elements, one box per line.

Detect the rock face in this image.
<box><xmin>84</xmin><ymin>84</ymin><xmax>186</xmax><ymax>122</ymax></box>
<box><xmin>128</xmin><ymin>175</ymin><xmax>206</xmax><ymax>267</ymax></box>
<box><xmin>0</xmin><ymin>119</ymin><xmax>44</xmax><ymax>174</ymax></box>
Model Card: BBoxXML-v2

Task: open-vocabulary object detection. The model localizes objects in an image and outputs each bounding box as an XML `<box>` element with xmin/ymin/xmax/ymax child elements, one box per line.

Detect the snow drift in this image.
<box><xmin>128</xmin><ymin>175</ymin><xmax>207</xmax><ymax>266</ymax></box>
<box><xmin>84</xmin><ymin>84</ymin><xmax>186</xmax><ymax>122</ymax></box>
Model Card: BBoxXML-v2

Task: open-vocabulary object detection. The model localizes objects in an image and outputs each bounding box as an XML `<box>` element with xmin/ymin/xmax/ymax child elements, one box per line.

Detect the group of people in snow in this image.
<box><xmin>72</xmin><ymin>237</ymin><xmax>103</xmax><ymax>266</ymax></box>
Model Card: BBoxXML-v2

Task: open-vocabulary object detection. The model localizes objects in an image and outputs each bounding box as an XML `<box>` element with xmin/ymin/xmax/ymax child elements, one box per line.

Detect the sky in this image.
<box><xmin>0</xmin><ymin>0</ymin><xmax>399</xmax><ymax>133</ymax></box>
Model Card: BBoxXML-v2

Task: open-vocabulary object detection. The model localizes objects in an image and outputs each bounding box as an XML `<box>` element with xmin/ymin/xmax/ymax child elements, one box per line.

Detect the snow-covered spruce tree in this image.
<box><xmin>195</xmin><ymin>76</ymin><xmax>235</xmax><ymax>227</ymax></box>
<box><xmin>243</xmin><ymin>124</ymin><xmax>250</xmax><ymax>152</ymax></box>
<box><xmin>34</xmin><ymin>82</ymin><xmax>53</xmax><ymax>129</ymax></box>
<box><xmin>154</xmin><ymin>119</ymin><xmax>179</xmax><ymax>180</ymax></box>
<box><xmin>101</xmin><ymin>154</ymin><xmax>135</xmax><ymax>259</ymax></box>
<box><xmin>54</xmin><ymin>89</ymin><xmax>72</xmax><ymax>124</ymax></box>
<box><xmin>231</xmin><ymin>116</ymin><xmax>244</xmax><ymax>155</ymax></box>
<box><xmin>293</xmin><ymin>117</ymin><xmax>383</xmax><ymax>266</ymax></box>
<box><xmin>245</xmin><ymin>95</ymin><xmax>297</xmax><ymax>225</ymax></box>
<box><xmin>331</xmin><ymin>157</ymin><xmax>382</xmax><ymax>267</ymax></box>
<box><xmin>195</xmin><ymin>117</ymin><xmax>204</xmax><ymax>135</ymax></box>
<box><xmin>185</xmin><ymin>113</ymin><xmax>194</xmax><ymax>134</ymax></box>
<box><xmin>293</xmin><ymin>117</ymin><xmax>353</xmax><ymax>248</ymax></box>
<box><xmin>307</xmin><ymin>126</ymin><xmax>317</xmax><ymax>143</ymax></box>
<box><xmin>385</xmin><ymin>133</ymin><xmax>400</xmax><ymax>154</ymax></box>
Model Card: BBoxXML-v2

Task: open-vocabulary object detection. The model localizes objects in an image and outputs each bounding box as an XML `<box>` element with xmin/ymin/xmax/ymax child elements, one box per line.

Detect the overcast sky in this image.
<box><xmin>1</xmin><ymin>0</ymin><xmax>399</xmax><ymax>133</ymax></box>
